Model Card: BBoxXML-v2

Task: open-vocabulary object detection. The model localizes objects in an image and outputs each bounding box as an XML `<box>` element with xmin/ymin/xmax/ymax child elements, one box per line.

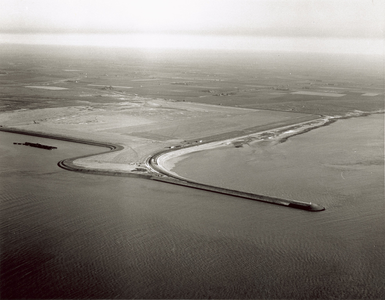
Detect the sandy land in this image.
<box><xmin>149</xmin><ymin>107</ymin><xmax>385</xmax><ymax>178</ymax></box>
<box><xmin>291</xmin><ymin>91</ymin><xmax>345</xmax><ymax>97</ymax></box>
<box><xmin>0</xmin><ymin>95</ymin><xmax>319</xmax><ymax>174</ymax></box>
<box><xmin>362</xmin><ymin>93</ymin><xmax>379</xmax><ymax>96</ymax></box>
<box><xmin>87</xmin><ymin>84</ymin><xmax>133</xmax><ymax>89</ymax></box>
<box><xmin>154</xmin><ymin>116</ymin><xmax>334</xmax><ymax>177</ymax></box>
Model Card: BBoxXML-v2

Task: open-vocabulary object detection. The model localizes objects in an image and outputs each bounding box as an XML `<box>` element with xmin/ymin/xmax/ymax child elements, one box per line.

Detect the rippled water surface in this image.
<box><xmin>1</xmin><ymin>117</ymin><xmax>384</xmax><ymax>298</ymax></box>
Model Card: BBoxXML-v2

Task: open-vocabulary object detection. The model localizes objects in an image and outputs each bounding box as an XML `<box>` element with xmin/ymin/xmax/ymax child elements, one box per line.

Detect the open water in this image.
<box><xmin>0</xmin><ymin>115</ymin><xmax>384</xmax><ymax>299</ymax></box>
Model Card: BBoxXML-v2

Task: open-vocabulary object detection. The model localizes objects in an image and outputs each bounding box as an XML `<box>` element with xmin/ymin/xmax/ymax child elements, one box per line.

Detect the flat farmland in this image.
<box><xmin>1</xmin><ymin>44</ymin><xmax>382</xmax><ymax>114</ymax></box>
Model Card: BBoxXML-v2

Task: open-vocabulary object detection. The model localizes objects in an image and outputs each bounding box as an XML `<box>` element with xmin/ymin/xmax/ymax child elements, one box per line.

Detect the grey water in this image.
<box><xmin>0</xmin><ymin>116</ymin><xmax>384</xmax><ymax>298</ymax></box>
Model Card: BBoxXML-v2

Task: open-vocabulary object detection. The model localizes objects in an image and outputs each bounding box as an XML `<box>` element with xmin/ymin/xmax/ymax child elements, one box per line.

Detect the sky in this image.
<box><xmin>1</xmin><ymin>0</ymin><xmax>384</xmax><ymax>38</ymax></box>
<box><xmin>0</xmin><ymin>0</ymin><xmax>383</xmax><ymax>55</ymax></box>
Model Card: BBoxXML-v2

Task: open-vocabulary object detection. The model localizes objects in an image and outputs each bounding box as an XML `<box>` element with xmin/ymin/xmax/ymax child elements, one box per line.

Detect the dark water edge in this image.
<box><xmin>1</xmin><ymin>130</ymin><xmax>384</xmax><ymax>299</ymax></box>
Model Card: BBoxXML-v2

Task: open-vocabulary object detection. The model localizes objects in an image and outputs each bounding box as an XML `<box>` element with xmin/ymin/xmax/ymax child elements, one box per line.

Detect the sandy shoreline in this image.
<box><xmin>154</xmin><ymin>116</ymin><xmax>333</xmax><ymax>176</ymax></box>
<box><xmin>154</xmin><ymin>109</ymin><xmax>384</xmax><ymax>177</ymax></box>
<box><xmin>0</xmin><ymin>114</ymin><xmax>326</xmax><ymax>177</ymax></box>
<box><xmin>0</xmin><ymin>122</ymin><xmax>327</xmax><ymax>211</ymax></box>
<box><xmin>1</xmin><ymin>94</ymin><xmax>380</xmax><ymax>212</ymax></box>
<box><xmin>2</xmin><ymin>109</ymin><xmax>381</xmax><ymax>179</ymax></box>
<box><xmin>0</xmin><ymin>96</ymin><xmax>320</xmax><ymax>173</ymax></box>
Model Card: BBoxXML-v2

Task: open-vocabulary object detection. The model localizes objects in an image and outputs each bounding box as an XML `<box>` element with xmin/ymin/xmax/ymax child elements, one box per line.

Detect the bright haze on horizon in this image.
<box><xmin>0</xmin><ymin>0</ymin><xmax>384</xmax><ymax>54</ymax></box>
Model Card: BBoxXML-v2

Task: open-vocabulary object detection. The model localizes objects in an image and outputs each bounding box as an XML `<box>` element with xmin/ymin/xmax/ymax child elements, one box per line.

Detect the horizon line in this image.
<box><xmin>0</xmin><ymin>28</ymin><xmax>382</xmax><ymax>40</ymax></box>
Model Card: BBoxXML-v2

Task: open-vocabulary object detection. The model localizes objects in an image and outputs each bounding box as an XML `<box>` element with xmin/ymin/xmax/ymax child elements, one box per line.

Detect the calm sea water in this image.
<box><xmin>1</xmin><ymin>116</ymin><xmax>384</xmax><ymax>299</ymax></box>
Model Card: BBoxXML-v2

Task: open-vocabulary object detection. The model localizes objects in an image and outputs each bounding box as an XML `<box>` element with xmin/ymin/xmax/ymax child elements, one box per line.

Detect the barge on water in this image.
<box><xmin>14</xmin><ymin>142</ymin><xmax>57</xmax><ymax>150</ymax></box>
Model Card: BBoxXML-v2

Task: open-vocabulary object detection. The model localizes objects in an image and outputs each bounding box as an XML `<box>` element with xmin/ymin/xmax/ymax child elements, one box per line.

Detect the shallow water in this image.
<box><xmin>1</xmin><ymin>120</ymin><xmax>384</xmax><ymax>298</ymax></box>
<box><xmin>171</xmin><ymin>114</ymin><xmax>384</xmax><ymax>206</ymax></box>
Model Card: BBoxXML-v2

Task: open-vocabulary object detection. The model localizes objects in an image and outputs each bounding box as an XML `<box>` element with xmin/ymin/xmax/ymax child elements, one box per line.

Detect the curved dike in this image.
<box><xmin>147</xmin><ymin>148</ymin><xmax>325</xmax><ymax>212</ymax></box>
<box><xmin>1</xmin><ymin>126</ymin><xmax>325</xmax><ymax>212</ymax></box>
<box><xmin>0</xmin><ymin>127</ymin><xmax>144</xmax><ymax>178</ymax></box>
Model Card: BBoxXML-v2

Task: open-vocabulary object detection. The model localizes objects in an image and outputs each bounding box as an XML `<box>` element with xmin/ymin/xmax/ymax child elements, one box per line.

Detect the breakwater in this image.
<box><xmin>14</xmin><ymin>142</ymin><xmax>57</xmax><ymax>150</ymax></box>
<box><xmin>0</xmin><ymin>127</ymin><xmax>136</xmax><ymax>177</ymax></box>
<box><xmin>147</xmin><ymin>149</ymin><xmax>325</xmax><ymax>212</ymax></box>
<box><xmin>152</xmin><ymin>176</ymin><xmax>325</xmax><ymax>211</ymax></box>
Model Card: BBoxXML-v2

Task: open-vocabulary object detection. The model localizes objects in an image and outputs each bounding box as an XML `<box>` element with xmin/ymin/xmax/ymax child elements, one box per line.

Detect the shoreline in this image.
<box><xmin>153</xmin><ymin>109</ymin><xmax>384</xmax><ymax>174</ymax></box>
<box><xmin>0</xmin><ymin>118</ymin><xmax>329</xmax><ymax>211</ymax></box>
<box><xmin>145</xmin><ymin>110</ymin><xmax>383</xmax><ymax>210</ymax></box>
<box><xmin>151</xmin><ymin>116</ymin><xmax>334</xmax><ymax>176</ymax></box>
<box><xmin>2</xmin><ymin>110</ymin><xmax>382</xmax><ymax>211</ymax></box>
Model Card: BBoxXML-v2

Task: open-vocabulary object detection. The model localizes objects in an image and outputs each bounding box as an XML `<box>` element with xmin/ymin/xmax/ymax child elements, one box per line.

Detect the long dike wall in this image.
<box><xmin>1</xmin><ymin>126</ymin><xmax>325</xmax><ymax>212</ymax></box>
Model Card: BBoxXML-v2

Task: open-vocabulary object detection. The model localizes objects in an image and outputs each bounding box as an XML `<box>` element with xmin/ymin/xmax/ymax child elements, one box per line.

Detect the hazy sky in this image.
<box><xmin>1</xmin><ymin>0</ymin><xmax>384</xmax><ymax>38</ymax></box>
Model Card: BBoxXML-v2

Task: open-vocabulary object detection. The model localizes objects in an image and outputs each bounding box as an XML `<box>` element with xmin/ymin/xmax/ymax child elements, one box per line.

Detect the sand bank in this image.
<box><xmin>152</xmin><ymin>116</ymin><xmax>335</xmax><ymax>177</ymax></box>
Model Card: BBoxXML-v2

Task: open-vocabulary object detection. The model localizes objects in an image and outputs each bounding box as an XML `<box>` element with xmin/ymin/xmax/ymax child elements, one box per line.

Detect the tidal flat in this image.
<box><xmin>0</xmin><ymin>44</ymin><xmax>384</xmax><ymax>298</ymax></box>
